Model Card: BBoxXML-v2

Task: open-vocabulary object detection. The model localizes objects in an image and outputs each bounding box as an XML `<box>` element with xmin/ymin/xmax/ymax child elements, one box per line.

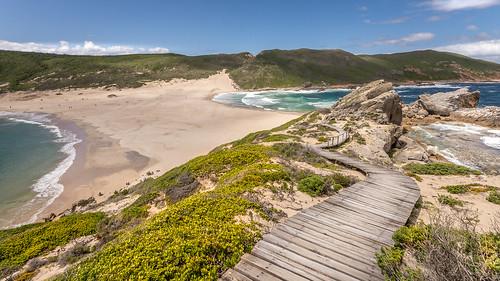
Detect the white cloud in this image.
<box><xmin>466</xmin><ymin>24</ymin><xmax>478</xmax><ymax>31</ymax></box>
<box><xmin>371</xmin><ymin>32</ymin><xmax>435</xmax><ymax>46</ymax></box>
<box><xmin>435</xmin><ymin>39</ymin><xmax>500</xmax><ymax>62</ymax></box>
<box><xmin>427</xmin><ymin>15</ymin><xmax>442</xmax><ymax>21</ymax></box>
<box><xmin>364</xmin><ymin>17</ymin><xmax>409</xmax><ymax>25</ymax></box>
<box><xmin>0</xmin><ymin>40</ymin><xmax>169</xmax><ymax>55</ymax></box>
<box><xmin>359</xmin><ymin>5</ymin><xmax>368</xmax><ymax>11</ymax></box>
<box><xmin>426</xmin><ymin>0</ymin><xmax>500</xmax><ymax>11</ymax></box>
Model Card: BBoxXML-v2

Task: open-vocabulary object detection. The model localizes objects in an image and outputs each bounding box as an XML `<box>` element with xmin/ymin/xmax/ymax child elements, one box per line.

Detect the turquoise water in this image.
<box><xmin>213</xmin><ymin>83</ymin><xmax>500</xmax><ymax>112</ymax></box>
<box><xmin>0</xmin><ymin>113</ymin><xmax>79</xmax><ymax>228</ymax></box>
<box><xmin>213</xmin><ymin>89</ymin><xmax>350</xmax><ymax>111</ymax></box>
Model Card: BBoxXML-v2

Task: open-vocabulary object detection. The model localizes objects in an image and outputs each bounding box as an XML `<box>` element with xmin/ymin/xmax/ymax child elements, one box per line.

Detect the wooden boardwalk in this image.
<box><xmin>222</xmin><ymin>145</ymin><xmax>420</xmax><ymax>281</ymax></box>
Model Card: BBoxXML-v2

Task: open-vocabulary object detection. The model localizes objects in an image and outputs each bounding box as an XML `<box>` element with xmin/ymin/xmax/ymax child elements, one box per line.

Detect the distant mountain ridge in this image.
<box><xmin>1</xmin><ymin>48</ymin><xmax>499</xmax><ymax>92</ymax></box>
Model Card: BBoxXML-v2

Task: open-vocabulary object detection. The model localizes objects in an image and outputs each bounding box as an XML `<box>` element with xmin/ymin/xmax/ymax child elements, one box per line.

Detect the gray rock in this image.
<box><xmin>451</xmin><ymin>106</ymin><xmax>500</xmax><ymax>128</ymax></box>
<box><xmin>408</xmin><ymin>88</ymin><xmax>480</xmax><ymax>117</ymax></box>
<box><xmin>330</xmin><ymin>80</ymin><xmax>402</xmax><ymax>125</ymax></box>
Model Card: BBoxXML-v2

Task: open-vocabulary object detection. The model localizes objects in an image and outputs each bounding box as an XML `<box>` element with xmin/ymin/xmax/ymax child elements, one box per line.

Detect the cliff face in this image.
<box><xmin>329</xmin><ymin>80</ymin><xmax>403</xmax><ymax>125</ymax></box>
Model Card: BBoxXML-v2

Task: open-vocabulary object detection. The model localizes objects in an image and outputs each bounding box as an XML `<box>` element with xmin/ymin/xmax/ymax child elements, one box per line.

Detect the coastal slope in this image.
<box><xmin>1</xmin><ymin>49</ymin><xmax>499</xmax><ymax>92</ymax></box>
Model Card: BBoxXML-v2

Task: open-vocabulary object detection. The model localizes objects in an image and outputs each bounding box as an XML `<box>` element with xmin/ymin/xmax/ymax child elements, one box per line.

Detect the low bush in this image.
<box><xmin>378</xmin><ymin>212</ymin><xmax>500</xmax><ymax>280</ymax></box>
<box><xmin>262</xmin><ymin>134</ymin><xmax>298</xmax><ymax>142</ymax></box>
<box><xmin>298</xmin><ymin>175</ymin><xmax>326</xmax><ymax>196</ymax></box>
<box><xmin>443</xmin><ymin>183</ymin><xmax>496</xmax><ymax>194</ymax></box>
<box><xmin>0</xmin><ymin>212</ymin><xmax>105</xmax><ymax>277</ymax></box>
<box><xmin>486</xmin><ymin>190</ymin><xmax>500</xmax><ymax>205</ymax></box>
<box><xmin>403</xmin><ymin>162</ymin><xmax>481</xmax><ymax>176</ymax></box>
<box><xmin>58</xmin><ymin>243</ymin><xmax>92</xmax><ymax>265</ymax></box>
<box><xmin>437</xmin><ymin>194</ymin><xmax>464</xmax><ymax>207</ymax></box>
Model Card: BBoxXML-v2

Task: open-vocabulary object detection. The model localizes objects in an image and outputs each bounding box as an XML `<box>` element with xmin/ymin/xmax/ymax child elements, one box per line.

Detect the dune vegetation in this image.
<box><xmin>0</xmin><ymin>212</ymin><xmax>105</xmax><ymax>277</ymax></box>
<box><xmin>1</xmin><ymin>48</ymin><xmax>499</xmax><ymax>93</ymax></box>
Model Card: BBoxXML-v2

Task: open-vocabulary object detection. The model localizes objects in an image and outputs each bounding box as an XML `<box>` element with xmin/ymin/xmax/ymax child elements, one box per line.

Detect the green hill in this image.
<box><xmin>1</xmin><ymin>49</ymin><xmax>499</xmax><ymax>92</ymax></box>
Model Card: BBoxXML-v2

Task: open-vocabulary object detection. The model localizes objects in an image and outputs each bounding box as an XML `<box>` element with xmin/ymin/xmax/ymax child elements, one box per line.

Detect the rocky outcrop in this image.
<box><xmin>392</xmin><ymin>135</ymin><xmax>430</xmax><ymax>165</ymax></box>
<box><xmin>404</xmin><ymin>88</ymin><xmax>479</xmax><ymax>117</ymax></box>
<box><xmin>451</xmin><ymin>106</ymin><xmax>500</xmax><ymax>128</ymax></box>
<box><xmin>329</xmin><ymin>80</ymin><xmax>402</xmax><ymax>125</ymax></box>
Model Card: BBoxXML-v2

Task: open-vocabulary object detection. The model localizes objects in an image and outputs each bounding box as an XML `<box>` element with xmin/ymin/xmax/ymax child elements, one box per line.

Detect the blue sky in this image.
<box><xmin>1</xmin><ymin>0</ymin><xmax>499</xmax><ymax>61</ymax></box>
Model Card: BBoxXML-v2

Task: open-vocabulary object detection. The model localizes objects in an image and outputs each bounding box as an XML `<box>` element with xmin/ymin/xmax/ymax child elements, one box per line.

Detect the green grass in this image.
<box><xmin>403</xmin><ymin>162</ymin><xmax>481</xmax><ymax>176</ymax></box>
<box><xmin>0</xmin><ymin>212</ymin><xmax>105</xmax><ymax>277</ymax></box>
<box><xmin>2</xmin><ymin>49</ymin><xmax>499</xmax><ymax>92</ymax></box>
<box><xmin>437</xmin><ymin>194</ymin><xmax>464</xmax><ymax>207</ymax></box>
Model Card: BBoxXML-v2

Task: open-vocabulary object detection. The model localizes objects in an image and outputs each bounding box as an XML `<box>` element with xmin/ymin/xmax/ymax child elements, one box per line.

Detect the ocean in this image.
<box><xmin>213</xmin><ymin>83</ymin><xmax>500</xmax><ymax>173</ymax></box>
<box><xmin>0</xmin><ymin>113</ymin><xmax>80</xmax><ymax>228</ymax></box>
<box><xmin>213</xmin><ymin>82</ymin><xmax>500</xmax><ymax>111</ymax></box>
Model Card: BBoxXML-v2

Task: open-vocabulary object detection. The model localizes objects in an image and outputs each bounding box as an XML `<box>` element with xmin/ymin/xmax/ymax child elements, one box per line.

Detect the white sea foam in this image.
<box><xmin>306</xmin><ymin>101</ymin><xmax>336</xmax><ymax>108</ymax></box>
<box><xmin>395</xmin><ymin>84</ymin><xmax>462</xmax><ymax>89</ymax></box>
<box><xmin>439</xmin><ymin>149</ymin><xmax>478</xmax><ymax>169</ymax></box>
<box><xmin>481</xmin><ymin>136</ymin><xmax>500</xmax><ymax>150</ymax></box>
<box><xmin>429</xmin><ymin>123</ymin><xmax>485</xmax><ymax>135</ymax></box>
<box><xmin>0</xmin><ymin>112</ymin><xmax>81</xmax><ymax>225</ymax></box>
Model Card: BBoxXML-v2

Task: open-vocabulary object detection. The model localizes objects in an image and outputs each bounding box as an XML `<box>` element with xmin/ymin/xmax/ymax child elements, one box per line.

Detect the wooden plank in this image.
<box><xmin>221</xmin><ymin>269</ymin><xmax>254</xmax><ymax>281</ymax></box>
<box><xmin>277</xmin><ymin>222</ymin><xmax>378</xmax><ymax>259</ymax></box>
<box><xmin>271</xmin><ymin>226</ymin><xmax>377</xmax><ymax>268</ymax></box>
<box><xmin>223</xmin><ymin>144</ymin><xmax>419</xmax><ymax>281</ymax></box>
<box><xmin>232</xmin><ymin>258</ymin><xmax>284</xmax><ymax>281</ymax></box>
<box><xmin>285</xmin><ymin>215</ymin><xmax>383</xmax><ymax>252</ymax></box>
<box><xmin>240</xmin><ymin>254</ymin><xmax>311</xmax><ymax>281</ymax></box>
<box><xmin>252</xmin><ymin>247</ymin><xmax>334</xmax><ymax>281</ymax></box>
<box><xmin>310</xmin><ymin>204</ymin><xmax>400</xmax><ymax>231</ymax></box>
<box><xmin>262</xmin><ymin>235</ymin><xmax>374</xmax><ymax>281</ymax></box>
<box><xmin>293</xmin><ymin>212</ymin><xmax>393</xmax><ymax>246</ymax></box>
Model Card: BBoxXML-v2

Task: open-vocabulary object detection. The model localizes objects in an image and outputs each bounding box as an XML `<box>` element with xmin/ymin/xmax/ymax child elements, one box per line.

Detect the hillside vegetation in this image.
<box><xmin>1</xmin><ymin>49</ymin><xmax>499</xmax><ymax>92</ymax></box>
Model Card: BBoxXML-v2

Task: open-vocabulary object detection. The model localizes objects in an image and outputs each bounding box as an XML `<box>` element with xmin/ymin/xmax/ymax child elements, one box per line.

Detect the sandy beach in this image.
<box><xmin>0</xmin><ymin>72</ymin><xmax>298</xmax><ymax>220</ymax></box>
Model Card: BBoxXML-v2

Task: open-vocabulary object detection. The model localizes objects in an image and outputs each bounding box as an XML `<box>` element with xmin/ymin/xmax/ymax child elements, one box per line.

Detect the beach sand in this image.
<box><xmin>0</xmin><ymin>72</ymin><xmax>298</xmax><ymax>220</ymax></box>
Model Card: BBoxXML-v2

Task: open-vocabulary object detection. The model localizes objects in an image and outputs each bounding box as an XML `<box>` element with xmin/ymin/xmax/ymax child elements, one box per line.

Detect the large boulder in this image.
<box><xmin>329</xmin><ymin>80</ymin><xmax>402</xmax><ymax>125</ymax></box>
<box><xmin>408</xmin><ymin>88</ymin><xmax>480</xmax><ymax>117</ymax></box>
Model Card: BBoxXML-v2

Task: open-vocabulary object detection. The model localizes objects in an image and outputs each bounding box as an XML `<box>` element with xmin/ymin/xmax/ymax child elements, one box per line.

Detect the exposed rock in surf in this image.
<box><xmin>404</xmin><ymin>88</ymin><xmax>480</xmax><ymax>117</ymax></box>
<box><xmin>328</xmin><ymin>80</ymin><xmax>403</xmax><ymax>125</ymax></box>
<box><xmin>451</xmin><ymin>106</ymin><xmax>500</xmax><ymax>128</ymax></box>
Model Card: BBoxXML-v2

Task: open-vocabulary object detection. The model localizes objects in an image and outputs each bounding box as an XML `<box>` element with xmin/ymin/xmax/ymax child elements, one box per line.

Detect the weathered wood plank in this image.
<box><xmin>221</xmin><ymin>145</ymin><xmax>419</xmax><ymax>281</ymax></box>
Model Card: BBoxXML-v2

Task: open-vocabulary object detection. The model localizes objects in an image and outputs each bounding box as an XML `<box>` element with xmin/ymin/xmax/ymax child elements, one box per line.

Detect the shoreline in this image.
<box><xmin>0</xmin><ymin>73</ymin><xmax>298</xmax><ymax>226</ymax></box>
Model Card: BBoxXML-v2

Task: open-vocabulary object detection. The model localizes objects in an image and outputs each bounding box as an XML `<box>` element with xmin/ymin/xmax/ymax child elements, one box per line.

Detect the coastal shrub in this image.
<box><xmin>487</xmin><ymin>190</ymin><xmax>500</xmax><ymax>205</ymax></box>
<box><xmin>58</xmin><ymin>161</ymin><xmax>290</xmax><ymax>280</ymax></box>
<box><xmin>0</xmin><ymin>212</ymin><xmax>105</xmax><ymax>277</ymax></box>
<box><xmin>437</xmin><ymin>194</ymin><xmax>464</xmax><ymax>207</ymax></box>
<box><xmin>298</xmin><ymin>175</ymin><xmax>326</xmax><ymax>196</ymax></box>
<box><xmin>58</xmin><ymin>243</ymin><xmax>92</xmax><ymax>265</ymax></box>
<box><xmin>57</xmin><ymin>135</ymin><xmax>293</xmax><ymax>280</ymax></box>
<box><xmin>262</xmin><ymin>134</ymin><xmax>298</xmax><ymax>142</ymax></box>
<box><xmin>403</xmin><ymin>162</ymin><xmax>481</xmax><ymax>176</ymax></box>
<box><xmin>405</xmin><ymin>172</ymin><xmax>423</xmax><ymax>182</ymax></box>
<box><xmin>392</xmin><ymin>225</ymin><xmax>429</xmax><ymax>249</ymax></box>
<box><xmin>376</xmin><ymin>246</ymin><xmax>405</xmax><ymax>278</ymax></box>
<box><xmin>443</xmin><ymin>183</ymin><xmax>496</xmax><ymax>194</ymax></box>
<box><xmin>271</xmin><ymin>142</ymin><xmax>325</xmax><ymax>165</ymax></box>
<box><xmin>152</xmin><ymin>144</ymin><xmax>271</xmax><ymax>193</ymax></box>
<box><xmin>378</xmin><ymin>212</ymin><xmax>500</xmax><ymax>280</ymax></box>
